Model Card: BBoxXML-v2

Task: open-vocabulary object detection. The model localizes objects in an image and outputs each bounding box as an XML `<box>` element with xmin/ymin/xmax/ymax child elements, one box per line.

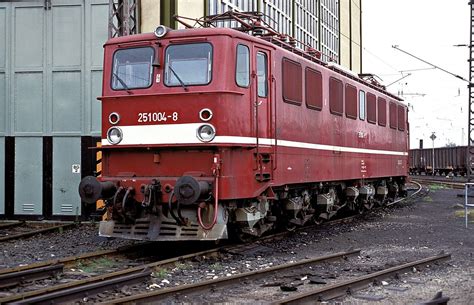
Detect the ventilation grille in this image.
<box><xmin>111</xmin><ymin>219</ymin><xmax>200</xmax><ymax>238</ymax></box>
<box><xmin>159</xmin><ymin>221</ymin><xmax>199</xmax><ymax>237</ymax></box>
<box><xmin>113</xmin><ymin>219</ymin><xmax>150</xmax><ymax>236</ymax></box>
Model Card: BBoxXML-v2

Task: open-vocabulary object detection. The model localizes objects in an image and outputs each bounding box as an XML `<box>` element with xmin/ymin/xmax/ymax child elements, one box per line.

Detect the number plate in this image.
<box><xmin>138</xmin><ymin>112</ymin><xmax>179</xmax><ymax>123</ymax></box>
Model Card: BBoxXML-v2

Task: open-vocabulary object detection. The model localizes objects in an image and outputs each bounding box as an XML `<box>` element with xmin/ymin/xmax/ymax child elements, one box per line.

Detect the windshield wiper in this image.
<box><xmin>113</xmin><ymin>72</ymin><xmax>133</xmax><ymax>94</ymax></box>
<box><xmin>168</xmin><ymin>65</ymin><xmax>189</xmax><ymax>91</ymax></box>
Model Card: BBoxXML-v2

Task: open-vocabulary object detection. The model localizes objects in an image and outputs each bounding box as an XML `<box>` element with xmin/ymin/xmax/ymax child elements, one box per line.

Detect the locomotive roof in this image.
<box><xmin>105</xmin><ymin>27</ymin><xmax>403</xmax><ymax>103</ymax></box>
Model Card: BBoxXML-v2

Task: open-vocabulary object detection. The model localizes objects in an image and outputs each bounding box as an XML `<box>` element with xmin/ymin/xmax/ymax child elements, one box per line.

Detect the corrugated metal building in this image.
<box><xmin>0</xmin><ymin>0</ymin><xmax>362</xmax><ymax>220</ymax></box>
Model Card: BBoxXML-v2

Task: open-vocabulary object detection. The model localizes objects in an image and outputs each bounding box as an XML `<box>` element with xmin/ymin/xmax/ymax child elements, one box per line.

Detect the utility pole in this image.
<box><xmin>468</xmin><ymin>1</ymin><xmax>474</xmax><ymax>181</ymax></box>
<box><xmin>430</xmin><ymin>132</ymin><xmax>437</xmax><ymax>176</ymax></box>
<box><xmin>109</xmin><ymin>0</ymin><xmax>139</xmax><ymax>38</ymax></box>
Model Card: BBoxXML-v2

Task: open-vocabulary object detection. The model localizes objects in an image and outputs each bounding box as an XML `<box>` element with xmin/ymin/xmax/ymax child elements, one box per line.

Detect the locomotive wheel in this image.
<box><xmin>285</xmin><ymin>222</ymin><xmax>297</xmax><ymax>232</ymax></box>
<box><xmin>236</xmin><ymin>232</ymin><xmax>255</xmax><ymax>243</ymax></box>
<box><xmin>364</xmin><ymin>201</ymin><xmax>374</xmax><ymax>211</ymax></box>
<box><xmin>312</xmin><ymin>215</ymin><xmax>326</xmax><ymax>225</ymax></box>
<box><xmin>228</xmin><ymin>224</ymin><xmax>252</xmax><ymax>243</ymax></box>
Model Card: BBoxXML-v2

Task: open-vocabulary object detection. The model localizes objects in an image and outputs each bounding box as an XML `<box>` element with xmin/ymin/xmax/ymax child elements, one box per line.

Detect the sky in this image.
<box><xmin>362</xmin><ymin>0</ymin><xmax>470</xmax><ymax>148</ymax></box>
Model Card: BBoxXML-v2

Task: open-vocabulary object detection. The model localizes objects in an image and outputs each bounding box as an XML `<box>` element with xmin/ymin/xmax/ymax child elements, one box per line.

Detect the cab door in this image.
<box><xmin>253</xmin><ymin>47</ymin><xmax>271</xmax><ymax>140</ymax></box>
<box><xmin>252</xmin><ymin>47</ymin><xmax>274</xmax><ymax>181</ymax></box>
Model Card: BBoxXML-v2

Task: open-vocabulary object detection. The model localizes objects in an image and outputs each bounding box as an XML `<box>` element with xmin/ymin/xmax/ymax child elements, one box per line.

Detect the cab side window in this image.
<box><xmin>257</xmin><ymin>52</ymin><xmax>268</xmax><ymax>97</ymax></box>
<box><xmin>236</xmin><ymin>44</ymin><xmax>250</xmax><ymax>87</ymax></box>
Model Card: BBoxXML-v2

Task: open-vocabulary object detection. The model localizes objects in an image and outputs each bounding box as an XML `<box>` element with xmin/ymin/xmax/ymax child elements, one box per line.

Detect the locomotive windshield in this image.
<box><xmin>111</xmin><ymin>47</ymin><xmax>154</xmax><ymax>90</ymax></box>
<box><xmin>164</xmin><ymin>43</ymin><xmax>213</xmax><ymax>87</ymax></box>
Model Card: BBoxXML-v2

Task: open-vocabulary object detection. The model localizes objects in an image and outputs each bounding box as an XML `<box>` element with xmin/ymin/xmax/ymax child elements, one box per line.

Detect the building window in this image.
<box><xmin>345</xmin><ymin>84</ymin><xmax>357</xmax><ymax>119</ymax></box>
<box><xmin>329</xmin><ymin>77</ymin><xmax>343</xmax><ymax>115</ymax></box>
<box><xmin>282</xmin><ymin>58</ymin><xmax>302</xmax><ymax>105</ymax></box>
<box><xmin>389</xmin><ymin>101</ymin><xmax>397</xmax><ymax>129</ymax></box>
<box><xmin>398</xmin><ymin>105</ymin><xmax>406</xmax><ymax>131</ymax></box>
<box><xmin>377</xmin><ymin>97</ymin><xmax>386</xmax><ymax>126</ymax></box>
<box><xmin>359</xmin><ymin>90</ymin><xmax>366</xmax><ymax>120</ymax></box>
<box><xmin>235</xmin><ymin>44</ymin><xmax>250</xmax><ymax>87</ymax></box>
<box><xmin>305</xmin><ymin>68</ymin><xmax>322</xmax><ymax>110</ymax></box>
<box><xmin>257</xmin><ymin>52</ymin><xmax>267</xmax><ymax>97</ymax></box>
<box><xmin>367</xmin><ymin>92</ymin><xmax>376</xmax><ymax>124</ymax></box>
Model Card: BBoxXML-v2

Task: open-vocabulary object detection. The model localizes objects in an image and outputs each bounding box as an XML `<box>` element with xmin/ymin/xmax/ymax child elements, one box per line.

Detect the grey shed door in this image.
<box><xmin>0</xmin><ymin>2</ymin><xmax>7</xmax><ymax>214</ymax></box>
<box><xmin>1</xmin><ymin>0</ymin><xmax>107</xmax><ymax>216</ymax></box>
<box><xmin>6</xmin><ymin>0</ymin><xmax>106</xmax><ymax>136</ymax></box>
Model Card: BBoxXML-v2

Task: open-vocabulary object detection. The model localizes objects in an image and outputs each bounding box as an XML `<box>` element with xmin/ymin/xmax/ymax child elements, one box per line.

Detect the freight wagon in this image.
<box><xmin>410</xmin><ymin>146</ymin><xmax>467</xmax><ymax>176</ymax></box>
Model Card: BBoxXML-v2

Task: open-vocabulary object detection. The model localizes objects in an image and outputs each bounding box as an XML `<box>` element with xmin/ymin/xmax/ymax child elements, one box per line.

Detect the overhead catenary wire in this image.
<box><xmin>392</xmin><ymin>45</ymin><xmax>470</xmax><ymax>83</ymax></box>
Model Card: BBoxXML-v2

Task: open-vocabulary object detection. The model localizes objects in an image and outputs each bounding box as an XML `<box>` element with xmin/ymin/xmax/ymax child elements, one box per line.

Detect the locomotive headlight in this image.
<box><xmin>154</xmin><ymin>25</ymin><xmax>169</xmax><ymax>38</ymax></box>
<box><xmin>196</xmin><ymin>124</ymin><xmax>216</xmax><ymax>142</ymax></box>
<box><xmin>107</xmin><ymin>127</ymin><xmax>123</xmax><ymax>145</ymax></box>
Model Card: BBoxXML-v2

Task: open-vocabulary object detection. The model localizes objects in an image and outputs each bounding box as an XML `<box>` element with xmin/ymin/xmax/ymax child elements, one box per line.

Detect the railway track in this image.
<box><xmin>275</xmin><ymin>252</ymin><xmax>451</xmax><ymax>304</ymax></box>
<box><xmin>96</xmin><ymin>248</ymin><xmax>361</xmax><ymax>304</ymax></box>
<box><xmin>0</xmin><ymin>248</ymin><xmax>118</xmax><ymax>278</ymax></box>
<box><xmin>0</xmin><ymin>222</ymin><xmax>77</xmax><ymax>242</ymax></box>
<box><xmin>0</xmin><ymin>246</ymin><xmax>223</xmax><ymax>304</ymax></box>
<box><xmin>94</xmin><ymin>250</ymin><xmax>450</xmax><ymax>304</ymax></box>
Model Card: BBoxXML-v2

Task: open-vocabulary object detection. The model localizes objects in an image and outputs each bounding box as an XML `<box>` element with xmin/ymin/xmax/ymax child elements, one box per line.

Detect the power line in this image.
<box><xmin>392</xmin><ymin>45</ymin><xmax>469</xmax><ymax>83</ymax></box>
<box><xmin>362</xmin><ymin>47</ymin><xmax>400</xmax><ymax>73</ymax></box>
<box><xmin>399</xmin><ymin>67</ymin><xmax>436</xmax><ymax>73</ymax></box>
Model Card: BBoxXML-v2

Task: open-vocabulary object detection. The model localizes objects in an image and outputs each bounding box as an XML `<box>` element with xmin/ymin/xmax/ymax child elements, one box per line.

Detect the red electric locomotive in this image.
<box><xmin>79</xmin><ymin>12</ymin><xmax>409</xmax><ymax>241</ymax></box>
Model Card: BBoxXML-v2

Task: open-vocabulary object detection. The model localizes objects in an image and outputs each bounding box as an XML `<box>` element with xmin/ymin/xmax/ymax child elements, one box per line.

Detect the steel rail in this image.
<box><xmin>0</xmin><ymin>223</ymin><xmax>77</xmax><ymax>242</ymax></box>
<box><xmin>97</xmin><ymin>249</ymin><xmax>361</xmax><ymax>305</ymax></box>
<box><xmin>0</xmin><ymin>221</ymin><xmax>25</xmax><ymax>230</ymax></box>
<box><xmin>0</xmin><ymin>248</ymin><xmax>119</xmax><ymax>276</ymax></box>
<box><xmin>411</xmin><ymin>178</ymin><xmax>465</xmax><ymax>189</ymax></box>
<box><xmin>0</xmin><ymin>247</ymin><xmax>223</xmax><ymax>304</ymax></box>
<box><xmin>274</xmin><ymin>252</ymin><xmax>451</xmax><ymax>304</ymax></box>
<box><xmin>387</xmin><ymin>180</ymin><xmax>423</xmax><ymax>206</ymax></box>
<box><xmin>9</xmin><ymin>270</ymin><xmax>152</xmax><ymax>305</ymax></box>
<box><xmin>0</xmin><ymin>239</ymin><xmax>156</xmax><ymax>278</ymax></box>
<box><xmin>0</xmin><ymin>264</ymin><xmax>64</xmax><ymax>289</ymax></box>
<box><xmin>408</xmin><ymin>180</ymin><xmax>423</xmax><ymax>198</ymax></box>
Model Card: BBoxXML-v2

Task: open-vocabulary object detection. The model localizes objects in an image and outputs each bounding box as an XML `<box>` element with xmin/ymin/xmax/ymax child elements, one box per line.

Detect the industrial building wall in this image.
<box><xmin>140</xmin><ymin>0</ymin><xmax>160</xmax><ymax>33</ymax></box>
<box><xmin>350</xmin><ymin>0</ymin><xmax>362</xmax><ymax>73</ymax></box>
<box><xmin>340</xmin><ymin>0</ymin><xmax>351</xmax><ymax>68</ymax></box>
<box><xmin>339</xmin><ymin>0</ymin><xmax>362</xmax><ymax>73</ymax></box>
<box><xmin>0</xmin><ymin>0</ymin><xmax>108</xmax><ymax>219</ymax></box>
<box><xmin>177</xmin><ymin>0</ymin><xmax>203</xmax><ymax>26</ymax></box>
<box><xmin>139</xmin><ymin>0</ymin><xmax>362</xmax><ymax>73</ymax></box>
